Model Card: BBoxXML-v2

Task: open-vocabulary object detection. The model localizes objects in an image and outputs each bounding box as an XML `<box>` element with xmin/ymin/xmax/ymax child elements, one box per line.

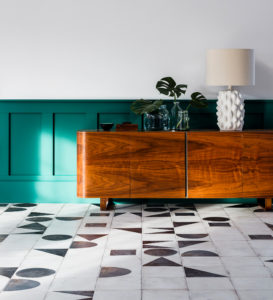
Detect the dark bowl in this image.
<box><xmin>100</xmin><ymin>123</ymin><xmax>114</xmax><ymax>131</ymax></box>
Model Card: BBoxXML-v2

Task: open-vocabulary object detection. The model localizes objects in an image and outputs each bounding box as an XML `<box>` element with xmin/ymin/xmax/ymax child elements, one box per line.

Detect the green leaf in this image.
<box><xmin>156</xmin><ymin>77</ymin><xmax>177</xmax><ymax>96</ymax></box>
<box><xmin>173</xmin><ymin>84</ymin><xmax>187</xmax><ymax>98</ymax></box>
<box><xmin>156</xmin><ymin>77</ymin><xmax>187</xmax><ymax>99</ymax></box>
<box><xmin>190</xmin><ymin>92</ymin><xmax>208</xmax><ymax>108</ymax></box>
<box><xmin>130</xmin><ymin>99</ymin><xmax>163</xmax><ymax>115</ymax></box>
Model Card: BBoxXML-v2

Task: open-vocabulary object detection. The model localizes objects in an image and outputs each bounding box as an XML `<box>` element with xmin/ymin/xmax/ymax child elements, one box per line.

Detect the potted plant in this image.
<box><xmin>131</xmin><ymin>76</ymin><xmax>208</xmax><ymax>131</ymax></box>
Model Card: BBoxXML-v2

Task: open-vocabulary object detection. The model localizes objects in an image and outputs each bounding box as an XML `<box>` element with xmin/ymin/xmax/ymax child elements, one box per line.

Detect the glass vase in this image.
<box><xmin>177</xmin><ymin>110</ymin><xmax>190</xmax><ymax>131</ymax></box>
<box><xmin>171</xmin><ymin>101</ymin><xmax>182</xmax><ymax>131</ymax></box>
<box><xmin>144</xmin><ymin>111</ymin><xmax>164</xmax><ymax>131</ymax></box>
<box><xmin>159</xmin><ymin>105</ymin><xmax>170</xmax><ymax>131</ymax></box>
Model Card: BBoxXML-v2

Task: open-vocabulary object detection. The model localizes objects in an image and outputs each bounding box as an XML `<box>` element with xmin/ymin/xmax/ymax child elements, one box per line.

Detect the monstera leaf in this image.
<box><xmin>156</xmin><ymin>77</ymin><xmax>187</xmax><ymax>98</ymax></box>
<box><xmin>131</xmin><ymin>99</ymin><xmax>163</xmax><ymax>115</ymax></box>
<box><xmin>190</xmin><ymin>92</ymin><xmax>208</xmax><ymax>108</ymax></box>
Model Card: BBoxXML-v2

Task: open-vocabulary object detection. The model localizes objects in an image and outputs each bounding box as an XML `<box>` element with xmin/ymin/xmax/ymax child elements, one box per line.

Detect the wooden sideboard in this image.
<box><xmin>77</xmin><ymin>130</ymin><xmax>273</xmax><ymax>210</ymax></box>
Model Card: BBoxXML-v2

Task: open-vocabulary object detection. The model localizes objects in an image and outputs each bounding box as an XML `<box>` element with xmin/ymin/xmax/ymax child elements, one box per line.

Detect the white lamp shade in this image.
<box><xmin>206</xmin><ymin>49</ymin><xmax>255</xmax><ymax>87</ymax></box>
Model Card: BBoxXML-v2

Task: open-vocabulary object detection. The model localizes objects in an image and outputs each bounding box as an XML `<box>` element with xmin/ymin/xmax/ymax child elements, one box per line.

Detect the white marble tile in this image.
<box><xmin>93</xmin><ymin>290</ymin><xmax>141</xmax><ymax>300</ymax></box>
<box><xmin>249</xmin><ymin>240</ymin><xmax>273</xmax><ymax>256</ymax></box>
<box><xmin>174</xmin><ymin>223</ymin><xmax>208</xmax><ymax>234</ymax></box>
<box><xmin>237</xmin><ymin>290</ymin><xmax>273</xmax><ymax>300</ymax></box>
<box><xmin>227</xmin><ymin>265</ymin><xmax>271</xmax><ymax>277</ymax></box>
<box><xmin>142</xmin><ymin>277</ymin><xmax>187</xmax><ymax>290</ymax></box>
<box><xmin>0</xmin><ymin>249</ymin><xmax>29</xmax><ymax>267</ymax></box>
<box><xmin>209</xmin><ymin>228</ymin><xmax>246</xmax><ymax>241</ymax></box>
<box><xmin>213</xmin><ymin>241</ymin><xmax>256</xmax><ymax>257</ymax></box>
<box><xmin>221</xmin><ymin>256</ymin><xmax>263</xmax><ymax>268</ymax></box>
<box><xmin>0</xmin><ymin>290</ymin><xmax>47</xmax><ymax>300</ymax></box>
<box><xmin>0</xmin><ymin>234</ymin><xmax>41</xmax><ymax>250</ymax></box>
<box><xmin>142</xmin><ymin>289</ymin><xmax>189</xmax><ymax>300</ymax></box>
<box><xmin>0</xmin><ymin>276</ymin><xmax>10</xmax><ymax>293</ymax></box>
<box><xmin>182</xmin><ymin>257</ymin><xmax>223</xmax><ymax>267</ymax></box>
<box><xmin>186</xmin><ymin>278</ymin><xmax>234</xmax><ymax>290</ymax></box>
<box><xmin>231</xmin><ymin>277</ymin><xmax>273</xmax><ymax>290</ymax></box>
<box><xmin>189</xmin><ymin>290</ymin><xmax>239</xmax><ymax>300</ymax></box>
<box><xmin>45</xmin><ymin>292</ymin><xmax>79</xmax><ymax>300</ymax></box>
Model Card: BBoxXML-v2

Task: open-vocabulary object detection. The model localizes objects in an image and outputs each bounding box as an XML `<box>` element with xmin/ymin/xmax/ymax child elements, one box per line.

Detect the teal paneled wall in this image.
<box><xmin>0</xmin><ymin>99</ymin><xmax>272</xmax><ymax>203</ymax></box>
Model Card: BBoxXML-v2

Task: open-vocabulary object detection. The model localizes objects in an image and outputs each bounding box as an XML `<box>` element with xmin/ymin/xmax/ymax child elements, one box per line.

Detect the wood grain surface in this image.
<box><xmin>77</xmin><ymin>132</ymin><xmax>131</xmax><ymax>198</ymax></box>
<box><xmin>187</xmin><ymin>132</ymin><xmax>244</xmax><ymax>198</ymax></box>
<box><xmin>242</xmin><ymin>132</ymin><xmax>273</xmax><ymax>197</ymax></box>
<box><xmin>129</xmin><ymin>132</ymin><xmax>186</xmax><ymax>198</ymax></box>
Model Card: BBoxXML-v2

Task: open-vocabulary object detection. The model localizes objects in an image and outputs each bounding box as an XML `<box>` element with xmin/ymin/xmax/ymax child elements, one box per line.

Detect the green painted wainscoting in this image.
<box><xmin>0</xmin><ymin>99</ymin><xmax>272</xmax><ymax>204</ymax></box>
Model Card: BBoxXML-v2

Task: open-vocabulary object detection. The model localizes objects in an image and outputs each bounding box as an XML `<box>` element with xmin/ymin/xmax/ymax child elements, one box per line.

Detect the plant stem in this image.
<box><xmin>186</xmin><ymin>102</ymin><xmax>191</xmax><ymax>111</ymax></box>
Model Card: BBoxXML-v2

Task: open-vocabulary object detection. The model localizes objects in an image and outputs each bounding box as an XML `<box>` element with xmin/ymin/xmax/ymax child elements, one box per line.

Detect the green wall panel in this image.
<box><xmin>54</xmin><ymin>113</ymin><xmax>86</xmax><ymax>176</ymax></box>
<box><xmin>10</xmin><ymin>113</ymin><xmax>42</xmax><ymax>176</ymax></box>
<box><xmin>0</xmin><ymin>113</ymin><xmax>9</xmax><ymax>176</ymax></box>
<box><xmin>0</xmin><ymin>99</ymin><xmax>272</xmax><ymax>203</ymax></box>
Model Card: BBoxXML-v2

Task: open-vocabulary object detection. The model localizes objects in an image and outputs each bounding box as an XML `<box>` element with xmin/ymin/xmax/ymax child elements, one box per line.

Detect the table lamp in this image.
<box><xmin>206</xmin><ymin>49</ymin><xmax>255</xmax><ymax>131</ymax></box>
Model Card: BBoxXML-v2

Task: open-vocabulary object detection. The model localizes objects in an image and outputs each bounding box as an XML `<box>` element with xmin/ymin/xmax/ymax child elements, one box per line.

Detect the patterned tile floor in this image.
<box><xmin>0</xmin><ymin>202</ymin><xmax>273</xmax><ymax>299</ymax></box>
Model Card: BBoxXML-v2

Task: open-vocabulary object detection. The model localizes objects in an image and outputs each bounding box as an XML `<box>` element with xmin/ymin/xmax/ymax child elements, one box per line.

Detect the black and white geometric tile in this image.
<box><xmin>0</xmin><ymin>202</ymin><xmax>273</xmax><ymax>299</ymax></box>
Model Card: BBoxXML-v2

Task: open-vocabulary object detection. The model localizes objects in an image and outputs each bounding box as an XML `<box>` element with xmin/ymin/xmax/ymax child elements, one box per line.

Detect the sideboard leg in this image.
<box><xmin>264</xmin><ymin>198</ymin><xmax>272</xmax><ymax>210</ymax></box>
<box><xmin>257</xmin><ymin>198</ymin><xmax>272</xmax><ymax>210</ymax></box>
<box><xmin>100</xmin><ymin>198</ymin><xmax>109</xmax><ymax>211</ymax></box>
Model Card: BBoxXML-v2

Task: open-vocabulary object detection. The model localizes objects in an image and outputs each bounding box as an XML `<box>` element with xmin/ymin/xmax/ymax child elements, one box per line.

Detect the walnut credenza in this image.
<box><xmin>77</xmin><ymin>131</ymin><xmax>273</xmax><ymax>210</ymax></box>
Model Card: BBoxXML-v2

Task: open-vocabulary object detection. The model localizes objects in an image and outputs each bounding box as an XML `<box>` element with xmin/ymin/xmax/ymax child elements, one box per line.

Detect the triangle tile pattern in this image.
<box><xmin>56</xmin><ymin>291</ymin><xmax>94</xmax><ymax>297</ymax></box>
<box><xmin>143</xmin><ymin>257</ymin><xmax>181</xmax><ymax>267</ymax></box>
<box><xmin>36</xmin><ymin>249</ymin><xmax>68</xmax><ymax>257</ymax></box>
<box><xmin>173</xmin><ymin>222</ymin><xmax>197</xmax><ymax>228</ymax></box>
<box><xmin>147</xmin><ymin>213</ymin><xmax>171</xmax><ymax>217</ymax></box>
<box><xmin>18</xmin><ymin>223</ymin><xmax>47</xmax><ymax>231</ymax></box>
<box><xmin>115</xmin><ymin>228</ymin><xmax>142</xmax><ymax>234</ymax></box>
<box><xmin>0</xmin><ymin>234</ymin><xmax>8</xmax><ymax>242</ymax></box>
<box><xmin>0</xmin><ymin>267</ymin><xmax>17</xmax><ymax>278</ymax></box>
<box><xmin>14</xmin><ymin>203</ymin><xmax>37</xmax><ymax>207</ymax></box>
<box><xmin>265</xmin><ymin>223</ymin><xmax>273</xmax><ymax>231</ymax></box>
<box><xmin>5</xmin><ymin>207</ymin><xmax>26</xmax><ymax>212</ymax></box>
<box><xmin>184</xmin><ymin>267</ymin><xmax>226</xmax><ymax>278</ymax></box>
<box><xmin>28</xmin><ymin>212</ymin><xmax>53</xmax><ymax>217</ymax></box>
<box><xmin>15</xmin><ymin>231</ymin><xmax>44</xmax><ymax>235</ymax></box>
<box><xmin>150</xmin><ymin>228</ymin><xmax>175</xmax><ymax>235</ymax></box>
<box><xmin>131</xmin><ymin>212</ymin><xmax>142</xmax><ymax>217</ymax></box>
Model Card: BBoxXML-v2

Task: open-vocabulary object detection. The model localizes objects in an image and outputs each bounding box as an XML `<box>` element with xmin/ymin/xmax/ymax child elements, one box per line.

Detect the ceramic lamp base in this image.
<box><xmin>216</xmin><ymin>90</ymin><xmax>245</xmax><ymax>131</ymax></box>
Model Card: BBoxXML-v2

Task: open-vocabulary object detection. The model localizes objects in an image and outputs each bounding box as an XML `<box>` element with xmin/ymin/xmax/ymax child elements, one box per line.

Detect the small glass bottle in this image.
<box><xmin>159</xmin><ymin>105</ymin><xmax>170</xmax><ymax>131</ymax></box>
<box><xmin>144</xmin><ymin>111</ymin><xmax>163</xmax><ymax>131</ymax></box>
<box><xmin>171</xmin><ymin>101</ymin><xmax>182</xmax><ymax>131</ymax></box>
<box><xmin>177</xmin><ymin>110</ymin><xmax>190</xmax><ymax>131</ymax></box>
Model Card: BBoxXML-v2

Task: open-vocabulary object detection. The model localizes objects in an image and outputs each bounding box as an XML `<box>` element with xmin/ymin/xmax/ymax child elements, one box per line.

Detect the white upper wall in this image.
<box><xmin>0</xmin><ymin>0</ymin><xmax>272</xmax><ymax>99</ymax></box>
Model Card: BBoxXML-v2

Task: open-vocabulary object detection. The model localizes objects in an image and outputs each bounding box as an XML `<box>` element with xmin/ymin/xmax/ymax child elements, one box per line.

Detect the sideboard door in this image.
<box><xmin>130</xmin><ymin>132</ymin><xmax>186</xmax><ymax>198</ymax></box>
<box><xmin>187</xmin><ymin>132</ymin><xmax>243</xmax><ymax>198</ymax></box>
<box><xmin>77</xmin><ymin>132</ymin><xmax>131</xmax><ymax>198</ymax></box>
<box><xmin>242</xmin><ymin>132</ymin><xmax>273</xmax><ymax>198</ymax></box>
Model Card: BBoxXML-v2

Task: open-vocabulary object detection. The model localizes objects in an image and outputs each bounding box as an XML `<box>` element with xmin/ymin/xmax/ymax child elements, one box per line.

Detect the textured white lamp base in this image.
<box><xmin>216</xmin><ymin>90</ymin><xmax>245</xmax><ymax>131</ymax></box>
